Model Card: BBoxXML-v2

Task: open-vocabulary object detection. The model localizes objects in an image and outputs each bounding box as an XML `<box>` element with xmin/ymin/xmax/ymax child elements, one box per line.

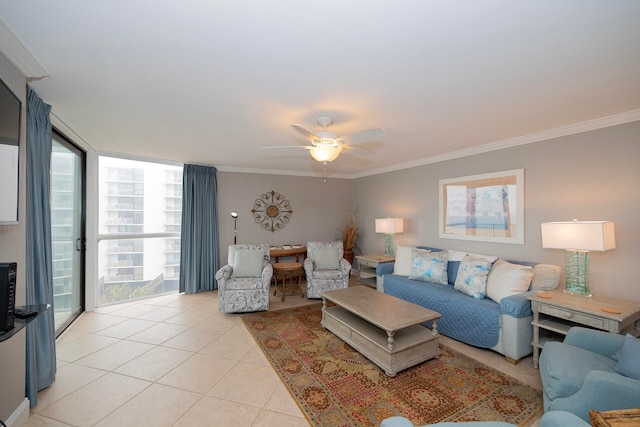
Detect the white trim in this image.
<box><xmin>353</xmin><ymin>109</ymin><xmax>640</xmax><ymax>179</ymax></box>
<box><xmin>5</xmin><ymin>397</ymin><xmax>30</xmax><ymax>427</ymax></box>
<box><xmin>0</xmin><ymin>19</ymin><xmax>48</xmax><ymax>79</ymax></box>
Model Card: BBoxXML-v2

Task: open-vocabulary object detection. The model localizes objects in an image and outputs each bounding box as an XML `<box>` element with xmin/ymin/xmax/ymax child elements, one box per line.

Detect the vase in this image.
<box><xmin>343</xmin><ymin>248</ymin><xmax>354</xmax><ymax>274</ymax></box>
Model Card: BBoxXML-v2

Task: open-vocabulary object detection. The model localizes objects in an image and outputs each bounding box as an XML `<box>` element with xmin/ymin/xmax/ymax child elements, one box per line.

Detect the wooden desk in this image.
<box><xmin>270</xmin><ymin>246</ymin><xmax>307</xmax><ymax>263</ymax></box>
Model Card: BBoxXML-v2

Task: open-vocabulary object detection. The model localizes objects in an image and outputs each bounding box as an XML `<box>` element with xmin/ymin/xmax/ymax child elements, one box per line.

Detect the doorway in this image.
<box><xmin>51</xmin><ymin>131</ymin><xmax>86</xmax><ymax>335</ymax></box>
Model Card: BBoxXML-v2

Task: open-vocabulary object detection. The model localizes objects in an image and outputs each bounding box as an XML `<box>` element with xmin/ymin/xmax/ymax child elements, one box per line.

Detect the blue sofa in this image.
<box><xmin>539</xmin><ymin>326</ymin><xmax>640</xmax><ymax>422</ymax></box>
<box><xmin>376</xmin><ymin>247</ymin><xmax>560</xmax><ymax>362</ymax></box>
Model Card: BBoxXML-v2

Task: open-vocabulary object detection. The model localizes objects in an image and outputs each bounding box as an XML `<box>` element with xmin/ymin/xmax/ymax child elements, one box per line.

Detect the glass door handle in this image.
<box><xmin>75</xmin><ymin>238</ymin><xmax>86</xmax><ymax>252</ymax></box>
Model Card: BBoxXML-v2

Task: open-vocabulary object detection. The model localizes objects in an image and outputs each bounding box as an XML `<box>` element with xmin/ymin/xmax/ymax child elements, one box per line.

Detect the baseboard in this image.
<box><xmin>5</xmin><ymin>398</ymin><xmax>29</xmax><ymax>427</ymax></box>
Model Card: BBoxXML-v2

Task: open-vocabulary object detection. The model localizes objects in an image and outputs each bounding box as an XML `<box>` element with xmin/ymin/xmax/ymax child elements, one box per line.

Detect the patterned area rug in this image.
<box><xmin>242</xmin><ymin>303</ymin><xmax>543</xmax><ymax>427</ymax></box>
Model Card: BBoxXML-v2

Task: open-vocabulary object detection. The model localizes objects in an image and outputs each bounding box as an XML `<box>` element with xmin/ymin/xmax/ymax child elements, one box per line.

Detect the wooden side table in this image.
<box><xmin>528</xmin><ymin>289</ymin><xmax>640</xmax><ymax>368</ymax></box>
<box><xmin>273</xmin><ymin>262</ymin><xmax>304</xmax><ymax>302</ymax></box>
<box><xmin>590</xmin><ymin>408</ymin><xmax>640</xmax><ymax>427</ymax></box>
<box><xmin>355</xmin><ymin>255</ymin><xmax>395</xmax><ymax>291</ymax></box>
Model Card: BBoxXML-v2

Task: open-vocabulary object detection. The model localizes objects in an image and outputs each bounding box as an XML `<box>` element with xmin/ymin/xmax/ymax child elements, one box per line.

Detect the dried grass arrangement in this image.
<box><xmin>341</xmin><ymin>208</ymin><xmax>360</xmax><ymax>250</ymax></box>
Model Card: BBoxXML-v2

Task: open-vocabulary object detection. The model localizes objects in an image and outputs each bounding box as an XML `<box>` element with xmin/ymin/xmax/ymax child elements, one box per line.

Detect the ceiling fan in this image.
<box><xmin>263</xmin><ymin>116</ymin><xmax>384</xmax><ymax>164</ymax></box>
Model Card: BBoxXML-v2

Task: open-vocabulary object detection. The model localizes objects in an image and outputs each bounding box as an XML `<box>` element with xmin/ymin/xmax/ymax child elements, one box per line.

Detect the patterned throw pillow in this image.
<box><xmin>454</xmin><ymin>255</ymin><xmax>493</xmax><ymax>299</ymax></box>
<box><xmin>394</xmin><ymin>246</ymin><xmax>430</xmax><ymax>276</ymax></box>
<box><xmin>409</xmin><ymin>249</ymin><xmax>448</xmax><ymax>285</ymax></box>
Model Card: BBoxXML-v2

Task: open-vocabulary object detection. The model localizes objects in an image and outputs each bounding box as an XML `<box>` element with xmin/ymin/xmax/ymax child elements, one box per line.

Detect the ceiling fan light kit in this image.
<box><xmin>309</xmin><ymin>146</ymin><xmax>343</xmax><ymax>163</ymax></box>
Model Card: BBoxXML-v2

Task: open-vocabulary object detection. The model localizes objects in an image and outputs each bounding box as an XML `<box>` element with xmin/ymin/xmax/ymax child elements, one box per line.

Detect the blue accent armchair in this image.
<box><xmin>539</xmin><ymin>326</ymin><xmax>640</xmax><ymax>422</ymax></box>
<box><xmin>380</xmin><ymin>411</ymin><xmax>591</xmax><ymax>427</ymax></box>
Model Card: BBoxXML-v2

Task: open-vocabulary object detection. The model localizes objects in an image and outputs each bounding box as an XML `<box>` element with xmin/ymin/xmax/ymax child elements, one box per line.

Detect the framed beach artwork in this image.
<box><xmin>439</xmin><ymin>169</ymin><xmax>524</xmax><ymax>244</ymax></box>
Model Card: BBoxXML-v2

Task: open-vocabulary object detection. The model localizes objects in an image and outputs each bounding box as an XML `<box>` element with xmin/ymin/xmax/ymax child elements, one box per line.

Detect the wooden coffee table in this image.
<box><xmin>321</xmin><ymin>286</ymin><xmax>441</xmax><ymax>377</ymax></box>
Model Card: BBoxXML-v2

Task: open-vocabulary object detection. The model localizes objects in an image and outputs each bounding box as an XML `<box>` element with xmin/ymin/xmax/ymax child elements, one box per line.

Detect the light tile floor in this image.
<box><xmin>24</xmin><ymin>278</ymin><xmax>543</xmax><ymax>427</ymax></box>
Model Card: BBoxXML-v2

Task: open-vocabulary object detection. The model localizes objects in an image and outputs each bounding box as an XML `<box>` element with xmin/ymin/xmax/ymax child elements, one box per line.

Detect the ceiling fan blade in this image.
<box><xmin>262</xmin><ymin>145</ymin><xmax>312</xmax><ymax>150</ymax></box>
<box><xmin>291</xmin><ymin>124</ymin><xmax>319</xmax><ymax>141</ymax></box>
<box><xmin>342</xmin><ymin>144</ymin><xmax>375</xmax><ymax>153</ymax></box>
<box><xmin>337</xmin><ymin>128</ymin><xmax>384</xmax><ymax>144</ymax></box>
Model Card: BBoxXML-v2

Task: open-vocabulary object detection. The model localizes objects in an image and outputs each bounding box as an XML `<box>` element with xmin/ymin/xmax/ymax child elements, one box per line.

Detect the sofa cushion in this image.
<box><xmin>530</xmin><ymin>264</ymin><xmax>561</xmax><ymax>291</ymax></box>
<box><xmin>613</xmin><ymin>334</ymin><xmax>640</xmax><ymax>380</ymax></box>
<box><xmin>454</xmin><ymin>255</ymin><xmax>493</xmax><ymax>299</ymax></box>
<box><xmin>314</xmin><ymin>247</ymin><xmax>341</xmax><ymax>270</ymax></box>
<box><xmin>384</xmin><ymin>273</ymin><xmax>501</xmax><ymax>348</ymax></box>
<box><xmin>409</xmin><ymin>249</ymin><xmax>448</xmax><ymax>285</ymax></box>
<box><xmin>231</xmin><ymin>249</ymin><xmax>265</xmax><ymax>278</ymax></box>
<box><xmin>540</xmin><ymin>341</ymin><xmax>617</xmax><ymax>400</ymax></box>
<box><xmin>486</xmin><ymin>259</ymin><xmax>534</xmax><ymax>303</ymax></box>
<box><xmin>393</xmin><ymin>245</ymin><xmax>429</xmax><ymax>276</ymax></box>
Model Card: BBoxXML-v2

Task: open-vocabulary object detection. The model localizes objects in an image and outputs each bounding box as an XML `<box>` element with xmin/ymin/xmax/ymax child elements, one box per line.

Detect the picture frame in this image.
<box><xmin>439</xmin><ymin>169</ymin><xmax>524</xmax><ymax>244</ymax></box>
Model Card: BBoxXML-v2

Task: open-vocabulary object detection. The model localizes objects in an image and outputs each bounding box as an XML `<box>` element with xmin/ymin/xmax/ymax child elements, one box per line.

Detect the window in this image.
<box><xmin>98</xmin><ymin>156</ymin><xmax>183</xmax><ymax>305</ymax></box>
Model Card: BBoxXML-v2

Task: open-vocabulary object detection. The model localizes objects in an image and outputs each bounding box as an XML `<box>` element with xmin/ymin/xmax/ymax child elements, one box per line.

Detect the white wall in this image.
<box><xmin>354</xmin><ymin>121</ymin><xmax>640</xmax><ymax>302</ymax></box>
<box><xmin>217</xmin><ymin>172</ymin><xmax>354</xmax><ymax>263</ymax></box>
<box><xmin>0</xmin><ymin>50</ymin><xmax>28</xmax><ymax>424</ymax></box>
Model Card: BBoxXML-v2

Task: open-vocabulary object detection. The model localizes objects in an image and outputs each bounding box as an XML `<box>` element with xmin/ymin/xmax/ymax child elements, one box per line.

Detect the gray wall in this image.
<box><xmin>354</xmin><ymin>121</ymin><xmax>640</xmax><ymax>302</ymax></box>
<box><xmin>0</xmin><ymin>51</ymin><xmax>27</xmax><ymax>422</ymax></box>
<box><xmin>217</xmin><ymin>172</ymin><xmax>354</xmax><ymax>263</ymax></box>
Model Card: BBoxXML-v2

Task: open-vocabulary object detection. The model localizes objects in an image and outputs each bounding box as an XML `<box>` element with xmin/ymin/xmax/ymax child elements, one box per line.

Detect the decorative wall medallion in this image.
<box><xmin>251</xmin><ymin>190</ymin><xmax>293</xmax><ymax>232</ymax></box>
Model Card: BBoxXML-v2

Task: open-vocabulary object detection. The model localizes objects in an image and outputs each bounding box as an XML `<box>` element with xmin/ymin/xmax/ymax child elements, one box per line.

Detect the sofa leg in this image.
<box><xmin>505</xmin><ymin>356</ymin><xmax>521</xmax><ymax>365</ymax></box>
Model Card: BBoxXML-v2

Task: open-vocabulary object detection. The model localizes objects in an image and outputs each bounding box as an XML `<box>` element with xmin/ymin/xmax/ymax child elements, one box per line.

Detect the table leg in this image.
<box><xmin>386</xmin><ymin>330</ymin><xmax>395</xmax><ymax>351</ymax></box>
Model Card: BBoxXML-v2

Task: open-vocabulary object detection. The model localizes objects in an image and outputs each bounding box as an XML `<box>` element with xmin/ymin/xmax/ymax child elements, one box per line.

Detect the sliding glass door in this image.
<box><xmin>51</xmin><ymin>131</ymin><xmax>85</xmax><ymax>334</ymax></box>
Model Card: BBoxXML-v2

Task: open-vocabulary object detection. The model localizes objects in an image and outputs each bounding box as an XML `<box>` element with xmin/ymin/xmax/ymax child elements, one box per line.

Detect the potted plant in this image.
<box><xmin>340</xmin><ymin>208</ymin><xmax>359</xmax><ymax>267</ymax></box>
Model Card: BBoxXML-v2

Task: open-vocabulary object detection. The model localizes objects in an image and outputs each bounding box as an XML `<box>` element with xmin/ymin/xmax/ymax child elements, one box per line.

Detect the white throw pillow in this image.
<box><xmin>314</xmin><ymin>247</ymin><xmax>341</xmax><ymax>270</ymax></box>
<box><xmin>231</xmin><ymin>249</ymin><xmax>265</xmax><ymax>278</ymax></box>
<box><xmin>486</xmin><ymin>259</ymin><xmax>535</xmax><ymax>303</ymax></box>
<box><xmin>454</xmin><ymin>255</ymin><xmax>493</xmax><ymax>299</ymax></box>
<box><xmin>448</xmin><ymin>249</ymin><xmax>498</xmax><ymax>263</ymax></box>
<box><xmin>393</xmin><ymin>246</ymin><xmax>429</xmax><ymax>276</ymax></box>
<box><xmin>530</xmin><ymin>264</ymin><xmax>561</xmax><ymax>291</ymax></box>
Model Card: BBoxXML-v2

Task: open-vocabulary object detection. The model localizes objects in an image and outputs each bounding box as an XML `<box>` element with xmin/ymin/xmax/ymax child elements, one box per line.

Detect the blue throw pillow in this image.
<box><xmin>614</xmin><ymin>334</ymin><xmax>640</xmax><ymax>380</ymax></box>
<box><xmin>409</xmin><ymin>249</ymin><xmax>448</xmax><ymax>285</ymax></box>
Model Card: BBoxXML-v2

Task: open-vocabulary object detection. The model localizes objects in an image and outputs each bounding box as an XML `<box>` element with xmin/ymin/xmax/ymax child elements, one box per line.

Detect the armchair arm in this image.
<box><xmin>304</xmin><ymin>258</ymin><xmax>314</xmax><ymax>277</ymax></box>
<box><xmin>540</xmin><ymin>412</ymin><xmax>590</xmax><ymax>427</ymax></box>
<box><xmin>563</xmin><ymin>327</ymin><xmax>624</xmax><ymax>357</ymax></box>
<box><xmin>215</xmin><ymin>265</ymin><xmax>232</xmax><ymax>284</ymax></box>
<box><xmin>549</xmin><ymin>370</ymin><xmax>640</xmax><ymax>422</ymax></box>
<box><xmin>261</xmin><ymin>263</ymin><xmax>273</xmax><ymax>287</ymax></box>
<box><xmin>339</xmin><ymin>258</ymin><xmax>352</xmax><ymax>275</ymax></box>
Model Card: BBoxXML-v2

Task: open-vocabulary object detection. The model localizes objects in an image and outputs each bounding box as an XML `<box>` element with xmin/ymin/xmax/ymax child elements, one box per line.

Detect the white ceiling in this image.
<box><xmin>1</xmin><ymin>1</ymin><xmax>639</xmax><ymax>178</ymax></box>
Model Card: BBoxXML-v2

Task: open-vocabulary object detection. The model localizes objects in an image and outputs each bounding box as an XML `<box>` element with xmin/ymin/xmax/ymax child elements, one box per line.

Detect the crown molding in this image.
<box><xmin>353</xmin><ymin>109</ymin><xmax>640</xmax><ymax>179</ymax></box>
<box><xmin>0</xmin><ymin>18</ymin><xmax>48</xmax><ymax>79</ymax></box>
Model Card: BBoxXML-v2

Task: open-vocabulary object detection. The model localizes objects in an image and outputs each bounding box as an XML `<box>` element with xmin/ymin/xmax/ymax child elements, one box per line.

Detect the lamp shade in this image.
<box><xmin>309</xmin><ymin>146</ymin><xmax>342</xmax><ymax>162</ymax></box>
<box><xmin>541</xmin><ymin>220</ymin><xmax>616</xmax><ymax>251</ymax></box>
<box><xmin>375</xmin><ymin>218</ymin><xmax>404</xmax><ymax>234</ymax></box>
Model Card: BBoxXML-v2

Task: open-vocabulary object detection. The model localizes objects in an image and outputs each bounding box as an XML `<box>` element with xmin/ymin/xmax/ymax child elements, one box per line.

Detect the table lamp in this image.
<box><xmin>375</xmin><ymin>218</ymin><xmax>404</xmax><ymax>256</ymax></box>
<box><xmin>541</xmin><ymin>219</ymin><xmax>615</xmax><ymax>296</ymax></box>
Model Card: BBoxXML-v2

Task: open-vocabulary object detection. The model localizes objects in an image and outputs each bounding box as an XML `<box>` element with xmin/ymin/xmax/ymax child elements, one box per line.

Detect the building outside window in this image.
<box><xmin>98</xmin><ymin>156</ymin><xmax>183</xmax><ymax>305</ymax></box>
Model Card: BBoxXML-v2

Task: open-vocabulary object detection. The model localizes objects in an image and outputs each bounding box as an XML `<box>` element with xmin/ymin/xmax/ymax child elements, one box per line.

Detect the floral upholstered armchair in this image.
<box><xmin>304</xmin><ymin>240</ymin><xmax>352</xmax><ymax>298</ymax></box>
<box><xmin>216</xmin><ymin>244</ymin><xmax>273</xmax><ymax>313</ymax></box>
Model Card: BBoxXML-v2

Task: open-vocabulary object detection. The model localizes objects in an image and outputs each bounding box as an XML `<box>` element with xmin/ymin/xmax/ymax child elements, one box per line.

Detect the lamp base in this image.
<box><xmin>564</xmin><ymin>250</ymin><xmax>591</xmax><ymax>297</ymax></box>
<box><xmin>384</xmin><ymin>234</ymin><xmax>394</xmax><ymax>256</ymax></box>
